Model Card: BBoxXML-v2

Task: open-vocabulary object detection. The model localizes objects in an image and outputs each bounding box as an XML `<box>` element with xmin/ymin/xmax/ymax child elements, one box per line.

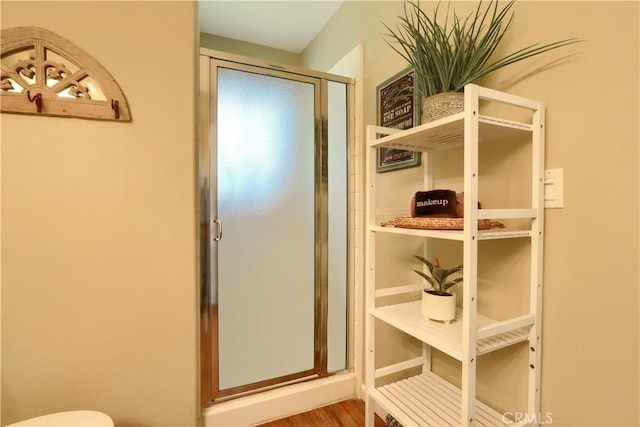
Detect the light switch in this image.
<box><xmin>544</xmin><ymin>168</ymin><xmax>564</xmax><ymax>208</ymax></box>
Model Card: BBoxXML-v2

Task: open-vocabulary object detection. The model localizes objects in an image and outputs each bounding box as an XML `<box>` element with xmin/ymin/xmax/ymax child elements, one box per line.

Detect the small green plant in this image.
<box><xmin>412</xmin><ymin>255</ymin><xmax>462</xmax><ymax>296</ymax></box>
<box><xmin>383</xmin><ymin>0</ymin><xmax>582</xmax><ymax>98</ymax></box>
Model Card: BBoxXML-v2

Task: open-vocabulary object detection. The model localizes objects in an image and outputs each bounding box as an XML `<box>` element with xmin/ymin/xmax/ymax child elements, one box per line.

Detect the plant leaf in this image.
<box><xmin>414</xmin><ymin>255</ymin><xmax>436</xmax><ymax>273</ymax></box>
<box><xmin>382</xmin><ymin>0</ymin><xmax>583</xmax><ymax>97</ymax></box>
<box><xmin>412</xmin><ymin>269</ymin><xmax>437</xmax><ymax>290</ymax></box>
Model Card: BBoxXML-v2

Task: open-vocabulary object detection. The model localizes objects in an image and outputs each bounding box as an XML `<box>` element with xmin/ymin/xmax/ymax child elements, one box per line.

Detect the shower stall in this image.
<box><xmin>199</xmin><ymin>49</ymin><xmax>354</xmax><ymax>416</ymax></box>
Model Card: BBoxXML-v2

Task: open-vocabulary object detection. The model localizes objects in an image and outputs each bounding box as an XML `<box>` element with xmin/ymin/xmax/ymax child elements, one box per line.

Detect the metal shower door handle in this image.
<box><xmin>213</xmin><ymin>219</ymin><xmax>222</xmax><ymax>241</ymax></box>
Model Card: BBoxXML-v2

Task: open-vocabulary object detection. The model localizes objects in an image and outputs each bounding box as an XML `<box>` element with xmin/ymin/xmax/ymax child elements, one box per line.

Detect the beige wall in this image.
<box><xmin>200</xmin><ymin>32</ymin><xmax>303</xmax><ymax>68</ymax></box>
<box><xmin>1</xmin><ymin>2</ymin><xmax>199</xmax><ymax>426</ymax></box>
<box><xmin>304</xmin><ymin>1</ymin><xmax>639</xmax><ymax>426</ymax></box>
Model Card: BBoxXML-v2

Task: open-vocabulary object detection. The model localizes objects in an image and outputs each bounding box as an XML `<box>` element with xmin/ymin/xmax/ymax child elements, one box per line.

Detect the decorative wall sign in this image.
<box><xmin>375</xmin><ymin>67</ymin><xmax>420</xmax><ymax>172</ymax></box>
<box><xmin>1</xmin><ymin>26</ymin><xmax>131</xmax><ymax>121</ymax></box>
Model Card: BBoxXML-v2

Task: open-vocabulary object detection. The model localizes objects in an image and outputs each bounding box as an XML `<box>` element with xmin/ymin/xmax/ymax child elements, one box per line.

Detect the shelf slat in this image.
<box><xmin>370</xmin><ymin>225</ymin><xmax>465</xmax><ymax>241</ymax></box>
<box><xmin>370</xmin><ymin>372</ymin><xmax>509</xmax><ymax>426</ymax></box>
<box><xmin>478</xmin><ymin>229</ymin><xmax>532</xmax><ymax>240</ymax></box>
<box><xmin>477</xmin><ymin>313</ymin><xmax>535</xmax><ymax>340</ymax></box>
<box><xmin>477</xmin><ymin>208</ymin><xmax>537</xmax><ymax>220</ymax></box>
<box><xmin>369</xmin><ymin>302</ymin><xmax>529</xmax><ymax>360</ymax></box>
<box><xmin>375</xmin><ymin>357</ymin><xmax>424</xmax><ymax>379</ymax></box>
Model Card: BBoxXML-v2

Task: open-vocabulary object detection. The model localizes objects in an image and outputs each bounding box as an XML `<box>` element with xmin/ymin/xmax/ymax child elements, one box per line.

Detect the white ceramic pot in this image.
<box><xmin>421</xmin><ymin>290</ymin><xmax>456</xmax><ymax>324</ymax></box>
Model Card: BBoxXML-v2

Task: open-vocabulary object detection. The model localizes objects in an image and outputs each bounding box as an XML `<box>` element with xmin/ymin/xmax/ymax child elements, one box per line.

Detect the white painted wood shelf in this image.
<box><xmin>370</xmin><ymin>225</ymin><xmax>533</xmax><ymax>241</ymax></box>
<box><xmin>364</xmin><ymin>84</ymin><xmax>545</xmax><ymax>427</ymax></box>
<box><xmin>371</xmin><ymin>372</ymin><xmax>508</xmax><ymax>427</ymax></box>
<box><xmin>370</xmin><ymin>303</ymin><xmax>530</xmax><ymax>361</ymax></box>
<box><xmin>367</xmin><ymin>114</ymin><xmax>532</xmax><ymax>152</ymax></box>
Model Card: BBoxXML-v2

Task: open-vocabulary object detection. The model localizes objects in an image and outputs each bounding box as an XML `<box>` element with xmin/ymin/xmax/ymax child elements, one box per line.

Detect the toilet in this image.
<box><xmin>7</xmin><ymin>410</ymin><xmax>114</xmax><ymax>427</ymax></box>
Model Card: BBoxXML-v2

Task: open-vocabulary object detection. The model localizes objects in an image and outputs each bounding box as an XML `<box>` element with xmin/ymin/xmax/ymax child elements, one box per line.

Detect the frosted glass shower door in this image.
<box><xmin>215</xmin><ymin>67</ymin><xmax>317</xmax><ymax>392</ymax></box>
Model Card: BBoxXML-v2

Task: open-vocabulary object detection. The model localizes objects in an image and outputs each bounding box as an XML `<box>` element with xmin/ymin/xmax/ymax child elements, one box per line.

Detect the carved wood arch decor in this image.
<box><xmin>1</xmin><ymin>26</ymin><xmax>131</xmax><ymax>121</ymax></box>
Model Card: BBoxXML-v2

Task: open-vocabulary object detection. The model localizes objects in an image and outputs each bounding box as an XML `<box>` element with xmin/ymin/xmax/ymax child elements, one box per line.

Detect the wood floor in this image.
<box><xmin>257</xmin><ymin>398</ymin><xmax>386</xmax><ymax>427</ymax></box>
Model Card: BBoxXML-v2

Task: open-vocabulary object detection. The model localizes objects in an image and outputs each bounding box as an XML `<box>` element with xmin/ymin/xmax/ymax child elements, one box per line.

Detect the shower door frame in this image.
<box><xmin>199</xmin><ymin>49</ymin><xmax>354</xmax><ymax>406</ymax></box>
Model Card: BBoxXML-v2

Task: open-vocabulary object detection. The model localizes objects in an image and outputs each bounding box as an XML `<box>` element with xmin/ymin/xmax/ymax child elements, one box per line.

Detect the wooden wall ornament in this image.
<box><xmin>1</xmin><ymin>26</ymin><xmax>131</xmax><ymax>121</ymax></box>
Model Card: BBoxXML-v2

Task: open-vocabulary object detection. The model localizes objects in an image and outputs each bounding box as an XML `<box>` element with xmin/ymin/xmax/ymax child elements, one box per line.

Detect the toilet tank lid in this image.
<box><xmin>7</xmin><ymin>410</ymin><xmax>114</xmax><ymax>427</ymax></box>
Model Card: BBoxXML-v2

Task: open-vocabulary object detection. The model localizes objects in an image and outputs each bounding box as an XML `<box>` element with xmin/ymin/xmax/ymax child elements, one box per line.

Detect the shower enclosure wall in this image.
<box><xmin>199</xmin><ymin>49</ymin><xmax>353</xmax><ymax>407</ymax></box>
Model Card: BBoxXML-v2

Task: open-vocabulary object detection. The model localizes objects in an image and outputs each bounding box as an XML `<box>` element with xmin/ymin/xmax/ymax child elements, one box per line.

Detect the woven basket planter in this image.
<box><xmin>421</xmin><ymin>92</ymin><xmax>464</xmax><ymax>123</ymax></box>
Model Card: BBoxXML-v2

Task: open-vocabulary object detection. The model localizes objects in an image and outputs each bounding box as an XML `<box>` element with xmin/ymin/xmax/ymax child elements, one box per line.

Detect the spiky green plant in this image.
<box><xmin>383</xmin><ymin>0</ymin><xmax>582</xmax><ymax>98</ymax></box>
<box><xmin>412</xmin><ymin>255</ymin><xmax>463</xmax><ymax>296</ymax></box>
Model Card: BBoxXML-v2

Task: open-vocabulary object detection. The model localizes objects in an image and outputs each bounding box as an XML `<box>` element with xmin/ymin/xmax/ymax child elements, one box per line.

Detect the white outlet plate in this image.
<box><xmin>544</xmin><ymin>168</ymin><xmax>564</xmax><ymax>208</ymax></box>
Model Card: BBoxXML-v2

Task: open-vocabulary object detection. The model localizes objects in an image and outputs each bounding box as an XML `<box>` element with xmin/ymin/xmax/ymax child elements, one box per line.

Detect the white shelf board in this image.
<box><xmin>369</xmin><ymin>302</ymin><xmax>529</xmax><ymax>360</ymax></box>
<box><xmin>371</xmin><ymin>371</ymin><xmax>509</xmax><ymax>427</ymax></box>
<box><xmin>370</xmin><ymin>225</ymin><xmax>532</xmax><ymax>240</ymax></box>
<box><xmin>368</xmin><ymin>114</ymin><xmax>532</xmax><ymax>152</ymax></box>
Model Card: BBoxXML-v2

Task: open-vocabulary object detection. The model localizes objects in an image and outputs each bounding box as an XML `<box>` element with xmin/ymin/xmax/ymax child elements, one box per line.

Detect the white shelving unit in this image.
<box><xmin>364</xmin><ymin>84</ymin><xmax>545</xmax><ymax>426</ymax></box>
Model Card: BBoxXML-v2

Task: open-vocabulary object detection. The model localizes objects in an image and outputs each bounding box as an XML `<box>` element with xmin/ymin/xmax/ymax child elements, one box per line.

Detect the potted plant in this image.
<box><xmin>412</xmin><ymin>255</ymin><xmax>462</xmax><ymax>323</ymax></box>
<box><xmin>383</xmin><ymin>0</ymin><xmax>582</xmax><ymax>123</ymax></box>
